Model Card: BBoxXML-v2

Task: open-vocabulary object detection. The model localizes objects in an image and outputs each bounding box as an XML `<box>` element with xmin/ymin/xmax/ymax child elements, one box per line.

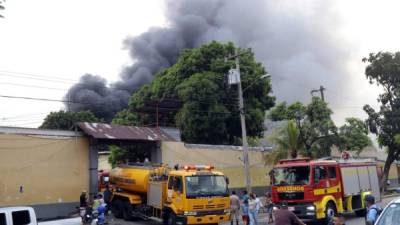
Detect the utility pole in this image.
<box><xmin>227</xmin><ymin>48</ymin><xmax>252</xmax><ymax>193</ymax></box>
<box><xmin>311</xmin><ymin>85</ymin><xmax>326</xmax><ymax>102</ymax></box>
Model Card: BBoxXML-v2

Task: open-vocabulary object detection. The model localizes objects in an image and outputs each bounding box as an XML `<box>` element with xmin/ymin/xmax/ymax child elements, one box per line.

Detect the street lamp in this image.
<box><xmin>242</xmin><ymin>74</ymin><xmax>271</xmax><ymax>92</ymax></box>
<box><xmin>226</xmin><ymin>49</ymin><xmax>271</xmax><ymax>193</ymax></box>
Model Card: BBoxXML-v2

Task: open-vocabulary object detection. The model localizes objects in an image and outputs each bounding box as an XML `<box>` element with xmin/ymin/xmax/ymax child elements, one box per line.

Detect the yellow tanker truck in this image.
<box><xmin>109</xmin><ymin>164</ymin><xmax>231</xmax><ymax>225</ymax></box>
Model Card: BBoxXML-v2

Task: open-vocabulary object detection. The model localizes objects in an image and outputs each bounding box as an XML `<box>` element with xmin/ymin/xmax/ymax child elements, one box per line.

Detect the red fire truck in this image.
<box><xmin>271</xmin><ymin>157</ymin><xmax>380</xmax><ymax>222</ymax></box>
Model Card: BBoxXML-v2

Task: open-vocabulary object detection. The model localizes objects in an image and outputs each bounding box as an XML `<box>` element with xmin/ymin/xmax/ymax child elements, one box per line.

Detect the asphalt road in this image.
<box><xmin>40</xmin><ymin>195</ymin><xmax>398</xmax><ymax>225</ymax></box>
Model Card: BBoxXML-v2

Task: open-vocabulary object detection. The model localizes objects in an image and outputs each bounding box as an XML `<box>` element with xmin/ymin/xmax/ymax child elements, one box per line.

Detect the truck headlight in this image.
<box><xmin>184</xmin><ymin>211</ymin><xmax>197</xmax><ymax>216</ymax></box>
<box><xmin>306</xmin><ymin>206</ymin><xmax>315</xmax><ymax>211</ymax></box>
<box><xmin>273</xmin><ymin>206</ymin><xmax>278</xmax><ymax>211</ymax></box>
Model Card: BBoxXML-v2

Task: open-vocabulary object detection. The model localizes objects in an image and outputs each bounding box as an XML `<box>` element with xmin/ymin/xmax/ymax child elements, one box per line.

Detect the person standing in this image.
<box><xmin>265</xmin><ymin>192</ymin><xmax>274</xmax><ymax>224</ymax></box>
<box><xmin>241</xmin><ymin>190</ymin><xmax>250</xmax><ymax>225</ymax></box>
<box><xmin>274</xmin><ymin>202</ymin><xmax>306</xmax><ymax>225</ymax></box>
<box><xmin>248</xmin><ymin>193</ymin><xmax>260</xmax><ymax>225</ymax></box>
<box><xmin>103</xmin><ymin>185</ymin><xmax>112</xmax><ymax>215</ymax></box>
<box><xmin>230</xmin><ymin>191</ymin><xmax>241</xmax><ymax>225</ymax></box>
<box><xmin>80</xmin><ymin>191</ymin><xmax>88</xmax><ymax>208</ymax></box>
<box><xmin>365</xmin><ymin>195</ymin><xmax>381</xmax><ymax>225</ymax></box>
<box><xmin>79</xmin><ymin>190</ymin><xmax>88</xmax><ymax>219</ymax></box>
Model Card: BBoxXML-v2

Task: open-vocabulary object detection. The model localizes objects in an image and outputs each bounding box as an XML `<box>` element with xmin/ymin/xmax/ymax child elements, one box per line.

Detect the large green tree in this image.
<box><xmin>269</xmin><ymin>97</ymin><xmax>337</xmax><ymax>158</ymax></box>
<box><xmin>114</xmin><ymin>41</ymin><xmax>275</xmax><ymax>144</ymax></box>
<box><xmin>362</xmin><ymin>52</ymin><xmax>400</xmax><ymax>189</ymax></box>
<box><xmin>338</xmin><ymin>117</ymin><xmax>372</xmax><ymax>155</ymax></box>
<box><xmin>40</xmin><ymin>110</ymin><xmax>102</xmax><ymax>130</ymax></box>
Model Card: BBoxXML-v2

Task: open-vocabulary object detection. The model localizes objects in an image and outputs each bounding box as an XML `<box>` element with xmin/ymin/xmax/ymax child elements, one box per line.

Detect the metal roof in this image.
<box><xmin>76</xmin><ymin>122</ymin><xmax>176</xmax><ymax>141</ymax></box>
<box><xmin>0</xmin><ymin>126</ymin><xmax>83</xmax><ymax>137</ymax></box>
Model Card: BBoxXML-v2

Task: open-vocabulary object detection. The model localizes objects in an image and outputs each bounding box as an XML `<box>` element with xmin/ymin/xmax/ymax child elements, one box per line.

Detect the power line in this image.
<box><xmin>0</xmin><ymin>73</ymin><xmax>76</xmax><ymax>84</ymax></box>
<box><xmin>0</xmin><ymin>82</ymin><xmax>68</xmax><ymax>91</ymax></box>
<box><xmin>0</xmin><ymin>70</ymin><xmax>78</xmax><ymax>82</ymax></box>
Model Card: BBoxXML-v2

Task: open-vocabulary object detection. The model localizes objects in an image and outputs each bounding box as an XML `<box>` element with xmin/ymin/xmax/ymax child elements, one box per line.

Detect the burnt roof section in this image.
<box><xmin>76</xmin><ymin>122</ymin><xmax>176</xmax><ymax>141</ymax></box>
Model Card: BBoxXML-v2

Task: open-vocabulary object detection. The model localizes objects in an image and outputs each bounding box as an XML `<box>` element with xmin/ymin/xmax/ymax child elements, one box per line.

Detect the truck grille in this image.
<box><xmin>196</xmin><ymin>209</ymin><xmax>225</xmax><ymax>216</ymax></box>
<box><xmin>193</xmin><ymin>205</ymin><xmax>204</xmax><ymax>210</ymax></box>
<box><xmin>206</xmin><ymin>205</ymin><xmax>215</xmax><ymax>209</ymax></box>
<box><xmin>278</xmin><ymin>192</ymin><xmax>304</xmax><ymax>200</ymax></box>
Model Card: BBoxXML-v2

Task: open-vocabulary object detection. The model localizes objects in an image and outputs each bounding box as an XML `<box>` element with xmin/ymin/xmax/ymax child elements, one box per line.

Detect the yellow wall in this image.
<box><xmin>161</xmin><ymin>142</ymin><xmax>271</xmax><ymax>188</ymax></box>
<box><xmin>0</xmin><ymin>134</ymin><xmax>89</xmax><ymax>206</ymax></box>
<box><xmin>98</xmin><ymin>154</ymin><xmax>111</xmax><ymax>171</ymax></box>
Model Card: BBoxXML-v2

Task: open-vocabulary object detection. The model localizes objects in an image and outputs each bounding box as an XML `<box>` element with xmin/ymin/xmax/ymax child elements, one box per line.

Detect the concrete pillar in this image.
<box><xmin>88</xmin><ymin>139</ymin><xmax>98</xmax><ymax>200</ymax></box>
<box><xmin>151</xmin><ymin>141</ymin><xmax>162</xmax><ymax>163</ymax></box>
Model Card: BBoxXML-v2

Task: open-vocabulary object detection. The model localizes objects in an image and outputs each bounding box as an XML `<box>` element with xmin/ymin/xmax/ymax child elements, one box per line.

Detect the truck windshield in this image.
<box><xmin>185</xmin><ymin>175</ymin><xmax>228</xmax><ymax>198</ymax></box>
<box><xmin>273</xmin><ymin>166</ymin><xmax>310</xmax><ymax>186</ymax></box>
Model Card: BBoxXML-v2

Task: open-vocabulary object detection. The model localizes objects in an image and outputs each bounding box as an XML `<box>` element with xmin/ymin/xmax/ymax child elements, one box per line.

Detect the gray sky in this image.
<box><xmin>1</xmin><ymin>0</ymin><xmax>400</xmax><ymax>128</ymax></box>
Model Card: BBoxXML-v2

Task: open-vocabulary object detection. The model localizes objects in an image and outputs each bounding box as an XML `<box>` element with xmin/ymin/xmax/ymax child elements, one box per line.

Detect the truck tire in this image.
<box><xmin>122</xmin><ymin>201</ymin><xmax>133</xmax><ymax>221</ymax></box>
<box><xmin>112</xmin><ymin>199</ymin><xmax>123</xmax><ymax>219</ymax></box>
<box><xmin>324</xmin><ymin>202</ymin><xmax>337</xmax><ymax>224</ymax></box>
<box><xmin>355</xmin><ymin>208</ymin><xmax>366</xmax><ymax>217</ymax></box>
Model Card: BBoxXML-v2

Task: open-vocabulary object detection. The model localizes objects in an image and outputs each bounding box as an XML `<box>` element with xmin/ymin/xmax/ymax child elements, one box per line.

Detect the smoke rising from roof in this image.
<box><xmin>67</xmin><ymin>0</ymin><xmax>352</xmax><ymax>121</ymax></box>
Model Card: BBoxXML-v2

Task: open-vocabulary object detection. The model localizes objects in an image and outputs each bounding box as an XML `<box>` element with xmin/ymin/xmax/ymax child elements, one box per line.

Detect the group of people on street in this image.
<box><xmin>230</xmin><ymin>190</ymin><xmax>382</xmax><ymax>225</ymax></box>
<box><xmin>79</xmin><ymin>185</ymin><xmax>113</xmax><ymax>224</ymax></box>
<box><xmin>230</xmin><ymin>190</ymin><xmax>273</xmax><ymax>225</ymax></box>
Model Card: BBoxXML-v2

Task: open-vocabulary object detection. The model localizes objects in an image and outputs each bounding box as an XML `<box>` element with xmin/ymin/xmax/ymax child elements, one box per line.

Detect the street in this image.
<box><xmin>39</xmin><ymin>195</ymin><xmax>398</xmax><ymax>225</ymax></box>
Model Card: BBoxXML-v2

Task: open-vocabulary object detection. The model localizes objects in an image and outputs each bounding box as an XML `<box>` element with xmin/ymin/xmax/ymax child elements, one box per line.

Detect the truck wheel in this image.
<box><xmin>355</xmin><ymin>208</ymin><xmax>366</xmax><ymax>217</ymax></box>
<box><xmin>324</xmin><ymin>202</ymin><xmax>337</xmax><ymax>223</ymax></box>
<box><xmin>112</xmin><ymin>199</ymin><xmax>123</xmax><ymax>219</ymax></box>
<box><xmin>122</xmin><ymin>201</ymin><xmax>133</xmax><ymax>221</ymax></box>
<box><xmin>167</xmin><ymin>212</ymin><xmax>177</xmax><ymax>225</ymax></box>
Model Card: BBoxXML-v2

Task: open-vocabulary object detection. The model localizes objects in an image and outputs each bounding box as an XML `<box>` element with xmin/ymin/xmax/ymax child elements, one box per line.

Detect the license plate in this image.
<box><xmin>288</xmin><ymin>207</ymin><xmax>295</xmax><ymax>211</ymax></box>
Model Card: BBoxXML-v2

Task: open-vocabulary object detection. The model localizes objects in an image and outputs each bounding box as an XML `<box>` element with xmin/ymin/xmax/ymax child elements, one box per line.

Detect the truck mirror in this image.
<box><xmin>225</xmin><ymin>176</ymin><xmax>230</xmax><ymax>185</ymax></box>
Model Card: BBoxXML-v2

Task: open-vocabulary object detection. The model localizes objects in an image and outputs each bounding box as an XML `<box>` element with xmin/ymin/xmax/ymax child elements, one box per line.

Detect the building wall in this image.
<box><xmin>161</xmin><ymin>141</ymin><xmax>272</xmax><ymax>188</ymax></box>
<box><xmin>0</xmin><ymin>134</ymin><xmax>89</xmax><ymax>219</ymax></box>
<box><xmin>98</xmin><ymin>154</ymin><xmax>112</xmax><ymax>171</ymax></box>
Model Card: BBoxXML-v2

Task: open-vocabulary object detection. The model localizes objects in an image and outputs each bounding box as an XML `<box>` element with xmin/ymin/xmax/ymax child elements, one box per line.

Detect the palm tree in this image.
<box><xmin>264</xmin><ymin>120</ymin><xmax>304</xmax><ymax>164</ymax></box>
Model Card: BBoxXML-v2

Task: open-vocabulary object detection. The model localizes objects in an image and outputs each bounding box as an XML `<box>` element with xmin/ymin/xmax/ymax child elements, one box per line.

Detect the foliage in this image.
<box><xmin>265</xmin><ymin>120</ymin><xmax>304</xmax><ymax>164</ymax></box>
<box><xmin>116</xmin><ymin>41</ymin><xmax>275</xmax><ymax>144</ymax></box>
<box><xmin>112</xmin><ymin>109</ymin><xmax>139</xmax><ymax>126</ymax></box>
<box><xmin>108</xmin><ymin>143</ymin><xmax>154</xmax><ymax>168</ymax></box>
<box><xmin>268</xmin><ymin>97</ymin><xmax>337</xmax><ymax>158</ymax></box>
<box><xmin>338</xmin><ymin>117</ymin><xmax>372</xmax><ymax>154</ymax></box>
<box><xmin>248</xmin><ymin>136</ymin><xmax>262</xmax><ymax>147</ymax></box>
<box><xmin>39</xmin><ymin>110</ymin><xmax>102</xmax><ymax>130</ymax></box>
<box><xmin>362</xmin><ymin>52</ymin><xmax>400</xmax><ymax>189</ymax></box>
<box><xmin>395</xmin><ymin>134</ymin><xmax>400</xmax><ymax>145</ymax></box>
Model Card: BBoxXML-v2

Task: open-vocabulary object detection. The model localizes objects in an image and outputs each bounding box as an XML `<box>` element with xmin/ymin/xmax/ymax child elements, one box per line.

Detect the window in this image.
<box><xmin>173</xmin><ymin>176</ymin><xmax>183</xmax><ymax>193</ymax></box>
<box><xmin>168</xmin><ymin>176</ymin><xmax>183</xmax><ymax>193</ymax></box>
<box><xmin>273</xmin><ymin>166</ymin><xmax>310</xmax><ymax>185</ymax></box>
<box><xmin>314</xmin><ymin>166</ymin><xmax>327</xmax><ymax>184</ymax></box>
<box><xmin>12</xmin><ymin>210</ymin><xmax>31</xmax><ymax>225</ymax></box>
<box><xmin>185</xmin><ymin>175</ymin><xmax>228</xmax><ymax>198</ymax></box>
<box><xmin>328</xmin><ymin>167</ymin><xmax>337</xmax><ymax>179</ymax></box>
<box><xmin>0</xmin><ymin>213</ymin><xmax>6</xmax><ymax>225</ymax></box>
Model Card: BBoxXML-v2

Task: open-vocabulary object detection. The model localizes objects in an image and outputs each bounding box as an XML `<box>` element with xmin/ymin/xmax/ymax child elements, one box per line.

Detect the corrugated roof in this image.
<box><xmin>76</xmin><ymin>122</ymin><xmax>176</xmax><ymax>141</ymax></box>
<box><xmin>0</xmin><ymin>126</ymin><xmax>83</xmax><ymax>137</ymax></box>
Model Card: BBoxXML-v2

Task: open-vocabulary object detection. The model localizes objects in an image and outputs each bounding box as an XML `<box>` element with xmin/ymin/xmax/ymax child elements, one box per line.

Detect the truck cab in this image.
<box><xmin>271</xmin><ymin>158</ymin><xmax>379</xmax><ymax>222</ymax></box>
<box><xmin>0</xmin><ymin>207</ymin><xmax>38</xmax><ymax>225</ymax></box>
<box><xmin>164</xmin><ymin>165</ymin><xmax>230</xmax><ymax>225</ymax></box>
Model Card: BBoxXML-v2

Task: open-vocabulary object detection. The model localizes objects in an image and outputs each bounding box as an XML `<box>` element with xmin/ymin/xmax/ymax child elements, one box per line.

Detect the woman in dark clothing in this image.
<box><xmin>80</xmin><ymin>191</ymin><xmax>88</xmax><ymax>207</ymax></box>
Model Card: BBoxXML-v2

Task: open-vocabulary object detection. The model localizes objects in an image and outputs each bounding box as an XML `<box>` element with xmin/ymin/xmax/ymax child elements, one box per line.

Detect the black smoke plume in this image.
<box><xmin>67</xmin><ymin>0</ymin><xmax>352</xmax><ymax>121</ymax></box>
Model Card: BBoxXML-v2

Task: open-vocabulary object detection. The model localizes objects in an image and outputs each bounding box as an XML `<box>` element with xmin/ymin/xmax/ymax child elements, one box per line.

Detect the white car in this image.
<box><xmin>375</xmin><ymin>198</ymin><xmax>400</xmax><ymax>225</ymax></box>
<box><xmin>0</xmin><ymin>206</ymin><xmax>38</xmax><ymax>225</ymax></box>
